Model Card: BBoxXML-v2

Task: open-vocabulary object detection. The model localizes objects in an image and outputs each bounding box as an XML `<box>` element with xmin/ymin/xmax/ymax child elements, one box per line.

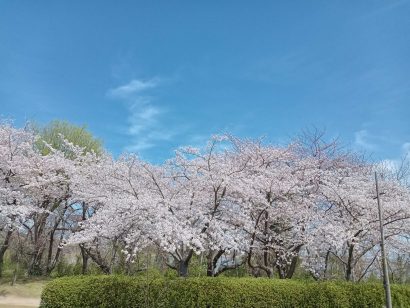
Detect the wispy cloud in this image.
<box><xmin>378</xmin><ymin>142</ymin><xmax>410</xmax><ymax>181</ymax></box>
<box><xmin>126</xmin><ymin>130</ymin><xmax>176</xmax><ymax>152</ymax></box>
<box><xmin>107</xmin><ymin>79</ymin><xmax>159</xmax><ymax>99</ymax></box>
<box><xmin>354</xmin><ymin>129</ymin><xmax>377</xmax><ymax>151</ymax></box>
<box><xmin>402</xmin><ymin>142</ymin><xmax>410</xmax><ymax>155</ymax></box>
<box><xmin>126</xmin><ymin>139</ymin><xmax>154</xmax><ymax>152</ymax></box>
<box><xmin>361</xmin><ymin>0</ymin><xmax>410</xmax><ymax>19</ymax></box>
<box><xmin>107</xmin><ymin>78</ymin><xmax>176</xmax><ymax>153</ymax></box>
<box><xmin>128</xmin><ymin>103</ymin><xmax>162</xmax><ymax>135</ymax></box>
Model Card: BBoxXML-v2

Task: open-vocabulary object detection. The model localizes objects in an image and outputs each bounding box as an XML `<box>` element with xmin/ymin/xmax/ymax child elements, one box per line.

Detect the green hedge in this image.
<box><xmin>40</xmin><ymin>275</ymin><xmax>410</xmax><ymax>308</ymax></box>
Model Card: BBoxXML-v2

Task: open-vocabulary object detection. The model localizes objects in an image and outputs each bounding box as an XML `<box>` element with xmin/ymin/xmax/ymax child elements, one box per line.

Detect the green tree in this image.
<box><xmin>33</xmin><ymin>120</ymin><xmax>103</xmax><ymax>156</ymax></box>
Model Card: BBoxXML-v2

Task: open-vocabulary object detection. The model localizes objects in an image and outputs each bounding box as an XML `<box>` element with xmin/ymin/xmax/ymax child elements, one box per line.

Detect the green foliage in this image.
<box><xmin>40</xmin><ymin>275</ymin><xmax>410</xmax><ymax>308</ymax></box>
<box><xmin>50</xmin><ymin>258</ymin><xmax>105</xmax><ymax>278</ymax></box>
<box><xmin>0</xmin><ymin>250</ymin><xmax>27</xmax><ymax>280</ymax></box>
<box><xmin>33</xmin><ymin>120</ymin><xmax>103</xmax><ymax>156</ymax></box>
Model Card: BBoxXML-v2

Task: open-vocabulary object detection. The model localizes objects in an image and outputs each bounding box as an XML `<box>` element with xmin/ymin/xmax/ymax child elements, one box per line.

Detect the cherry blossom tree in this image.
<box><xmin>0</xmin><ymin>122</ymin><xmax>39</xmax><ymax>276</ymax></box>
<box><xmin>0</xmin><ymin>120</ymin><xmax>106</xmax><ymax>276</ymax></box>
<box><xmin>304</xmin><ymin>160</ymin><xmax>410</xmax><ymax>281</ymax></box>
<box><xmin>164</xmin><ymin>136</ymin><xmax>252</xmax><ymax>276</ymax></box>
<box><xmin>224</xmin><ymin>138</ymin><xmax>320</xmax><ymax>278</ymax></box>
<box><xmin>0</xmin><ymin>122</ymin><xmax>73</xmax><ymax>275</ymax></box>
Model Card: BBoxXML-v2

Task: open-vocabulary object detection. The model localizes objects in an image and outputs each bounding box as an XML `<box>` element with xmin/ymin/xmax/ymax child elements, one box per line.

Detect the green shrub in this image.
<box><xmin>40</xmin><ymin>275</ymin><xmax>410</xmax><ymax>308</ymax></box>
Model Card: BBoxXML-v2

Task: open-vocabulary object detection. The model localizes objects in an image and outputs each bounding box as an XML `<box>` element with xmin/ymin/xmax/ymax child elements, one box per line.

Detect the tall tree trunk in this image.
<box><xmin>45</xmin><ymin>226</ymin><xmax>63</xmax><ymax>275</ymax></box>
<box><xmin>247</xmin><ymin>210</ymin><xmax>273</xmax><ymax>278</ymax></box>
<box><xmin>285</xmin><ymin>255</ymin><xmax>299</xmax><ymax>279</ymax></box>
<box><xmin>46</xmin><ymin>229</ymin><xmax>55</xmax><ymax>272</ymax></box>
<box><xmin>28</xmin><ymin>246</ymin><xmax>45</xmax><ymax>276</ymax></box>
<box><xmin>323</xmin><ymin>249</ymin><xmax>331</xmax><ymax>279</ymax></box>
<box><xmin>109</xmin><ymin>238</ymin><xmax>119</xmax><ymax>272</ymax></box>
<box><xmin>79</xmin><ymin>202</ymin><xmax>89</xmax><ymax>274</ymax></box>
<box><xmin>45</xmin><ymin>211</ymin><xmax>66</xmax><ymax>275</ymax></box>
<box><xmin>345</xmin><ymin>243</ymin><xmax>355</xmax><ymax>281</ymax></box>
<box><xmin>0</xmin><ymin>230</ymin><xmax>13</xmax><ymax>277</ymax></box>
<box><xmin>28</xmin><ymin>212</ymin><xmax>48</xmax><ymax>276</ymax></box>
<box><xmin>80</xmin><ymin>245</ymin><xmax>89</xmax><ymax>274</ymax></box>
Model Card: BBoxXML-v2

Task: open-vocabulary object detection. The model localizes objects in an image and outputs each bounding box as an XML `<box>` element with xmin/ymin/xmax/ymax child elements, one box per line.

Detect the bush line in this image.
<box><xmin>40</xmin><ymin>275</ymin><xmax>410</xmax><ymax>308</ymax></box>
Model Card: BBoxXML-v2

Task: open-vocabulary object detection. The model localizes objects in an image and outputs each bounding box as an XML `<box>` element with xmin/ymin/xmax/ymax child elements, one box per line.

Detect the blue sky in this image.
<box><xmin>1</xmin><ymin>1</ymin><xmax>409</xmax><ymax>163</ymax></box>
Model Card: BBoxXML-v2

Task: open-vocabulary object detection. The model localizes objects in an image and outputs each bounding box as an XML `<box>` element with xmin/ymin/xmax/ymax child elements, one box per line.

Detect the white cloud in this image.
<box><xmin>107</xmin><ymin>77</ymin><xmax>177</xmax><ymax>154</ymax></box>
<box><xmin>354</xmin><ymin>129</ymin><xmax>377</xmax><ymax>150</ymax></box>
<box><xmin>375</xmin><ymin>142</ymin><xmax>410</xmax><ymax>182</ymax></box>
<box><xmin>128</xmin><ymin>105</ymin><xmax>162</xmax><ymax>135</ymax></box>
<box><xmin>124</xmin><ymin>130</ymin><xmax>176</xmax><ymax>153</ymax></box>
<box><xmin>402</xmin><ymin>142</ymin><xmax>410</xmax><ymax>154</ymax></box>
<box><xmin>125</xmin><ymin>139</ymin><xmax>155</xmax><ymax>152</ymax></box>
<box><xmin>107</xmin><ymin>79</ymin><xmax>158</xmax><ymax>99</ymax></box>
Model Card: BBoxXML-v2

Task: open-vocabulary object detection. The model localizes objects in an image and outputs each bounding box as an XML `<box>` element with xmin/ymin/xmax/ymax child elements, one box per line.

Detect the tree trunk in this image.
<box><xmin>46</xmin><ymin>229</ymin><xmax>55</xmax><ymax>272</ymax></box>
<box><xmin>206</xmin><ymin>250</ymin><xmax>224</xmax><ymax>277</ymax></box>
<box><xmin>82</xmin><ymin>245</ymin><xmax>111</xmax><ymax>274</ymax></box>
<box><xmin>176</xmin><ymin>249</ymin><xmax>194</xmax><ymax>277</ymax></box>
<box><xmin>285</xmin><ymin>255</ymin><xmax>299</xmax><ymax>279</ymax></box>
<box><xmin>0</xmin><ymin>230</ymin><xmax>13</xmax><ymax>277</ymax></box>
<box><xmin>323</xmin><ymin>249</ymin><xmax>331</xmax><ymax>279</ymax></box>
<box><xmin>80</xmin><ymin>202</ymin><xmax>89</xmax><ymax>274</ymax></box>
<box><xmin>278</xmin><ymin>268</ymin><xmax>285</xmax><ymax>279</ymax></box>
<box><xmin>28</xmin><ymin>247</ymin><xmax>45</xmax><ymax>276</ymax></box>
<box><xmin>345</xmin><ymin>243</ymin><xmax>354</xmax><ymax>281</ymax></box>
<box><xmin>276</xmin><ymin>245</ymin><xmax>302</xmax><ymax>279</ymax></box>
<box><xmin>80</xmin><ymin>245</ymin><xmax>89</xmax><ymax>274</ymax></box>
<box><xmin>177</xmin><ymin>260</ymin><xmax>189</xmax><ymax>277</ymax></box>
<box><xmin>28</xmin><ymin>212</ymin><xmax>48</xmax><ymax>276</ymax></box>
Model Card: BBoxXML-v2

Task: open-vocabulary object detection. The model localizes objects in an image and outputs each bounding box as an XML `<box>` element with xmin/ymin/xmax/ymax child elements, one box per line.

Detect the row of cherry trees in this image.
<box><xmin>1</xmin><ymin>122</ymin><xmax>409</xmax><ymax>280</ymax></box>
